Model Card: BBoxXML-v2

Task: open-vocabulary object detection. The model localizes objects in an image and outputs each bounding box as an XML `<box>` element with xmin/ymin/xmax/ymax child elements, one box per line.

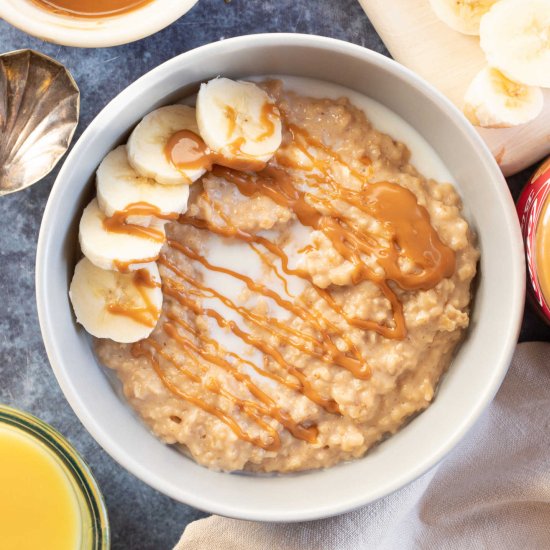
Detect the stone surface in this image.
<box><xmin>0</xmin><ymin>1</ymin><xmax>547</xmax><ymax>548</ymax></box>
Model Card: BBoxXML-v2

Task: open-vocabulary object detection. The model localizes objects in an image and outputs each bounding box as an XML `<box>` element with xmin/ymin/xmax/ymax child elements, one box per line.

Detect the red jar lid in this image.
<box><xmin>517</xmin><ymin>157</ymin><xmax>550</xmax><ymax>323</ymax></box>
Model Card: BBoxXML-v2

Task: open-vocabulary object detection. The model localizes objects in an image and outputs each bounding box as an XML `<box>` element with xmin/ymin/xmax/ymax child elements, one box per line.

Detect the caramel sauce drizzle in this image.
<box><xmin>134</xmin><ymin>98</ymin><xmax>457</xmax><ymax>451</ymax></box>
<box><xmin>164</xmin><ymin>101</ymin><xmax>279</xmax><ymax>175</ymax></box>
<box><xmin>164</xmin><ymin>244</ymin><xmax>318</xmax><ymax>349</ymax></box>
<box><xmin>149</xmin><ymin>337</ymin><xmax>281</xmax><ymax>451</ymax></box>
<box><xmin>132</xmin><ymin>341</ymin><xmax>278</xmax><ymax>450</ymax></box>
<box><xmin>224</xmin><ymin>105</ymin><xmax>237</xmax><ymax>138</ymax></box>
<box><xmin>276</xmin><ymin>123</ymin><xmax>371</xmax><ymax>184</ymax></box>
<box><xmin>257</xmin><ymin>102</ymin><xmax>279</xmax><ymax>141</ymax></box>
<box><xmin>102</xmin><ymin>202</ymin><xmax>176</xmax><ymax>243</ymax></box>
<box><xmin>165</xmin><ymin>129</ymin><xmax>265</xmax><ymax>173</ymax></box>
<box><xmin>163</xmin><ymin>320</ymin><xmax>317</xmax><ymax>443</ymax></box>
<box><xmin>105</xmin><ymin>202</ymin><xmax>176</xmax><ymax>273</ymax></box>
<box><xmin>249</xmin><ymin>242</ymin><xmax>293</xmax><ymax>296</ymax></box>
<box><xmin>113</xmin><ymin>257</ymin><xmax>158</xmax><ymax>273</ymax></box>
<box><xmin>281</xmin><ymin>123</ymin><xmax>456</xmax><ymax>287</ymax></box>
<box><xmin>247</xmin><ymin>242</ymin><xmax>365</xmax><ymax>363</ymax></box>
<box><xmin>106</xmin><ymin>269</ymin><xmax>160</xmax><ymax>327</ymax></box>
<box><xmin>167</xmin><ymin>312</ymin><xmax>300</xmax><ymax>390</ymax></box>
<box><xmin>160</xmin><ymin>271</ymin><xmax>340</xmax><ymax>414</ymax></box>
<box><xmin>166</xmin><ymin>239</ymin><xmax>369</xmax><ymax>380</ymax></box>
<box><xmin>225</xmin><ymin>102</ymin><xmax>278</xmax><ymax>142</ymax></box>
<box><xmin>208</xmin><ymin>164</ymin><xmax>455</xmax><ymax>338</ymax></box>
<box><xmin>180</xmin><ymin>215</ymin><xmax>308</xmax><ymax>277</ymax></box>
<box><xmin>185</xmin><ymin>189</ymin><xmax>364</xmax><ymax>354</ymax></box>
<box><xmin>133</xmin><ymin>267</ymin><xmax>162</xmax><ymax>288</ymax></box>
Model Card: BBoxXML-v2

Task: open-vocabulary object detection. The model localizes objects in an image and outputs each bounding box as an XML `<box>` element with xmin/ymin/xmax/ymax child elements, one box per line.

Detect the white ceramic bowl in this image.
<box><xmin>0</xmin><ymin>0</ymin><xmax>199</xmax><ymax>48</ymax></box>
<box><xmin>36</xmin><ymin>34</ymin><xmax>524</xmax><ymax>521</ymax></box>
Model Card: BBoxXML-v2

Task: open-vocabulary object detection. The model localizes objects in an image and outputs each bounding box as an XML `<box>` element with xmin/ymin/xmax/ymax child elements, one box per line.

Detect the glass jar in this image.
<box><xmin>517</xmin><ymin>157</ymin><xmax>550</xmax><ymax>324</ymax></box>
<box><xmin>0</xmin><ymin>405</ymin><xmax>110</xmax><ymax>549</ymax></box>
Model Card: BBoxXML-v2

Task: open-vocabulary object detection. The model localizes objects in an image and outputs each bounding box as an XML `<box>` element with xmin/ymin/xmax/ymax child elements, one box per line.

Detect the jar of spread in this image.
<box><xmin>30</xmin><ymin>0</ymin><xmax>154</xmax><ymax>18</ymax></box>
<box><xmin>517</xmin><ymin>157</ymin><xmax>550</xmax><ymax>323</ymax></box>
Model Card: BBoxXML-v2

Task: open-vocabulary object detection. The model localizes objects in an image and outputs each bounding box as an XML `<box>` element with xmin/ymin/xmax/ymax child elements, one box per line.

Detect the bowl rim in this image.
<box><xmin>0</xmin><ymin>404</ymin><xmax>110</xmax><ymax>548</ymax></box>
<box><xmin>36</xmin><ymin>33</ymin><xmax>525</xmax><ymax>521</ymax></box>
<box><xmin>0</xmin><ymin>0</ymin><xmax>199</xmax><ymax>48</ymax></box>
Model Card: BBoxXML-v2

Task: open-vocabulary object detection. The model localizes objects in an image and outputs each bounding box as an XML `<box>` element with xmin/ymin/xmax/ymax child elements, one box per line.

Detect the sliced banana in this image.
<box><xmin>69</xmin><ymin>257</ymin><xmax>162</xmax><ymax>343</ymax></box>
<box><xmin>429</xmin><ymin>0</ymin><xmax>500</xmax><ymax>35</ymax></box>
<box><xmin>480</xmin><ymin>0</ymin><xmax>550</xmax><ymax>87</ymax></box>
<box><xmin>96</xmin><ymin>145</ymin><xmax>189</xmax><ymax>226</ymax></box>
<box><xmin>196</xmin><ymin>78</ymin><xmax>282</xmax><ymax>169</ymax></box>
<box><xmin>79</xmin><ymin>198</ymin><xmax>166</xmax><ymax>272</ymax></box>
<box><xmin>127</xmin><ymin>105</ymin><xmax>205</xmax><ymax>185</ymax></box>
<box><xmin>463</xmin><ymin>67</ymin><xmax>544</xmax><ymax>127</ymax></box>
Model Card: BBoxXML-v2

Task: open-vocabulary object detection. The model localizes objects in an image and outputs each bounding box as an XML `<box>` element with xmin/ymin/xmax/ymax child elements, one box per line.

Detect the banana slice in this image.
<box><xmin>428</xmin><ymin>0</ymin><xmax>500</xmax><ymax>35</ymax></box>
<box><xmin>196</xmin><ymin>78</ymin><xmax>282</xmax><ymax>169</ymax></box>
<box><xmin>480</xmin><ymin>0</ymin><xmax>550</xmax><ymax>87</ymax></box>
<box><xmin>463</xmin><ymin>67</ymin><xmax>544</xmax><ymax>127</ymax></box>
<box><xmin>79</xmin><ymin>198</ymin><xmax>166</xmax><ymax>272</ymax></box>
<box><xmin>69</xmin><ymin>257</ymin><xmax>162</xmax><ymax>343</ymax></box>
<box><xmin>96</xmin><ymin>145</ymin><xmax>189</xmax><ymax>226</ymax></box>
<box><xmin>127</xmin><ymin>105</ymin><xmax>205</xmax><ymax>185</ymax></box>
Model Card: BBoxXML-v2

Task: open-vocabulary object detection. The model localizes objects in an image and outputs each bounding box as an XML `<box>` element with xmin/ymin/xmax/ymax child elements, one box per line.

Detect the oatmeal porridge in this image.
<box><xmin>93</xmin><ymin>79</ymin><xmax>479</xmax><ymax>473</ymax></box>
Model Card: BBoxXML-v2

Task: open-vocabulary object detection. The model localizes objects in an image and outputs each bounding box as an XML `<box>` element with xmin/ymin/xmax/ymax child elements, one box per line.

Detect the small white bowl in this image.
<box><xmin>0</xmin><ymin>0</ymin><xmax>199</xmax><ymax>48</ymax></box>
<box><xmin>36</xmin><ymin>34</ymin><xmax>524</xmax><ymax>522</ymax></box>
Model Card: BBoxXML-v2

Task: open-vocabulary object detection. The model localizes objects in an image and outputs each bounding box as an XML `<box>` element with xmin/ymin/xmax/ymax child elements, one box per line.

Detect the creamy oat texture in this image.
<box><xmin>96</xmin><ymin>81</ymin><xmax>479</xmax><ymax>473</ymax></box>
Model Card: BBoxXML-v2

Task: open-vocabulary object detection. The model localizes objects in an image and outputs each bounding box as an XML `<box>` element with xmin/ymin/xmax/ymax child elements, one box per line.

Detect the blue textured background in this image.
<box><xmin>0</xmin><ymin>1</ymin><xmax>548</xmax><ymax>548</ymax></box>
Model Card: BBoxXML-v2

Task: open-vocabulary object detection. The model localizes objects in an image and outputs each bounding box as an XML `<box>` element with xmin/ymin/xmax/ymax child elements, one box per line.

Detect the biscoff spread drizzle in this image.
<box><xmin>105</xmin><ymin>202</ymin><xmax>175</xmax><ymax>273</ymax></box>
<box><xmin>107</xmin><ymin>268</ymin><xmax>161</xmax><ymax>327</ymax></box>
<box><xmin>102</xmin><ymin>204</ymin><xmax>169</xmax><ymax>322</ymax></box>
<box><xmin>102</xmin><ymin>202</ymin><xmax>177</xmax><ymax>243</ymax></box>
<box><xmin>131</xmin><ymin>89</ymin><xmax>456</xmax><ymax>451</ymax></box>
<box><xmin>165</xmin><ymin>102</ymin><xmax>279</xmax><ymax>173</ymax></box>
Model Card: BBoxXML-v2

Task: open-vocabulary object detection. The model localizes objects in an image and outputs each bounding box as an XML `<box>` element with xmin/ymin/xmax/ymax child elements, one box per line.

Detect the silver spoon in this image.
<box><xmin>0</xmin><ymin>49</ymin><xmax>79</xmax><ymax>195</ymax></box>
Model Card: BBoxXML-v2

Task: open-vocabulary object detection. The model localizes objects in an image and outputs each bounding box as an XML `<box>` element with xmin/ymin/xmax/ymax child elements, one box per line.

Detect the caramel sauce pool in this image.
<box><xmin>31</xmin><ymin>0</ymin><xmax>154</xmax><ymax>17</ymax></box>
<box><xmin>165</xmin><ymin>130</ymin><xmax>213</xmax><ymax>172</ymax></box>
<box><xmin>165</xmin><ymin>129</ymin><xmax>266</xmax><ymax>173</ymax></box>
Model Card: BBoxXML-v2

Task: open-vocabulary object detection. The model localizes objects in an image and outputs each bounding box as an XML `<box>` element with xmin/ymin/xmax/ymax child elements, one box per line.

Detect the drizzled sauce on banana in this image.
<box><xmin>119</xmin><ymin>93</ymin><xmax>457</xmax><ymax>452</ymax></box>
<box><xmin>103</xmin><ymin>202</ymin><xmax>175</xmax><ymax>273</ymax></box>
<box><xmin>106</xmin><ymin>268</ymin><xmax>161</xmax><ymax>327</ymax></box>
<box><xmin>165</xmin><ymin>131</ymin><xmax>213</xmax><ymax>172</ymax></box>
<box><xmin>164</xmin><ymin>102</ymin><xmax>279</xmax><ymax>173</ymax></box>
<box><xmin>102</xmin><ymin>202</ymin><xmax>173</xmax><ymax>243</ymax></box>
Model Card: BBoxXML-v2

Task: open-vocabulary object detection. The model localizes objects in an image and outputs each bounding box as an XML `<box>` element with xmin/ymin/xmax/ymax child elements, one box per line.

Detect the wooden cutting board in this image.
<box><xmin>358</xmin><ymin>0</ymin><xmax>550</xmax><ymax>176</ymax></box>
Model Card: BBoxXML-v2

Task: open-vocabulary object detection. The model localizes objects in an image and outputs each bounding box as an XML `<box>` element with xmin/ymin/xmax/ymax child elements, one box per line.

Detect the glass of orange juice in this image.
<box><xmin>0</xmin><ymin>404</ymin><xmax>109</xmax><ymax>550</ymax></box>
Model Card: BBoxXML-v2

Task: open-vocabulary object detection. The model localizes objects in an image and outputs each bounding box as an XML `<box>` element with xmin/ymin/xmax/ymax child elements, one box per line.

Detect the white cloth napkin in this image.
<box><xmin>175</xmin><ymin>342</ymin><xmax>550</xmax><ymax>550</ymax></box>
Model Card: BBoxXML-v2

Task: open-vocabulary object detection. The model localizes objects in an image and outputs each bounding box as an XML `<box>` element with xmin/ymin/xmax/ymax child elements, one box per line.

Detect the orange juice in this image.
<box><xmin>0</xmin><ymin>424</ymin><xmax>81</xmax><ymax>550</ymax></box>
